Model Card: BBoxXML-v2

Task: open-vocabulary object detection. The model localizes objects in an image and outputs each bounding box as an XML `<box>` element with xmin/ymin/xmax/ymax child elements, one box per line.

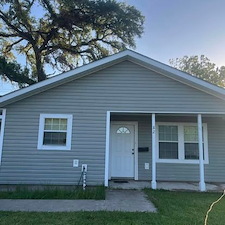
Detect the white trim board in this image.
<box><xmin>1</xmin><ymin>50</ymin><xmax>225</xmax><ymax>106</ymax></box>
<box><xmin>0</xmin><ymin>109</ymin><xmax>6</xmax><ymax>165</ymax></box>
<box><xmin>37</xmin><ymin>113</ymin><xmax>73</xmax><ymax>151</ymax></box>
<box><xmin>155</xmin><ymin>122</ymin><xmax>209</xmax><ymax>164</ymax></box>
<box><xmin>110</xmin><ymin>111</ymin><xmax>225</xmax><ymax>115</ymax></box>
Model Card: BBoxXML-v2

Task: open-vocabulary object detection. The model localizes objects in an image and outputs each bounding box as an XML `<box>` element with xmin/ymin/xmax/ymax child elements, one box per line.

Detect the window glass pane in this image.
<box><xmin>60</xmin><ymin>119</ymin><xmax>67</xmax><ymax>130</ymax></box>
<box><xmin>159</xmin><ymin>142</ymin><xmax>178</xmax><ymax>159</ymax></box>
<box><xmin>159</xmin><ymin>125</ymin><xmax>178</xmax><ymax>141</ymax></box>
<box><xmin>52</xmin><ymin>119</ymin><xmax>60</xmax><ymax>130</ymax></box>
<box><xmin>43</xmin><ymin>132</ymin><xmax>66</xmax><ymax>146</ymax></box>
<box><xmin>185</xmin><ymin>143</ymin><xmax>199</xmax><ymax>159</ymax></box>
<box><xmin>44</xmin><ymin>118</ymin><xmax>67</xmax><ymax>131</ymax></box>
<box><xmin>44</xmin><ymin>118</ymin><xmax>52</xmax><ymax>130</ymax></box>
<box><xmin>185</xmin><ymin>143</ymin><xmax>204</xmax><ymax>160</ymax></box>
<box><xmin>45</xmin><ymin>118</ymin><xmax>52</xmax><ymax>124</ymax></box>
<box><xmin>184</xmin><ymin>126</ymin><xmax>198</xmax><ymax>142</ymax></box>
<box><xmin>116</xmin><ymin>127</ymin><xmax>130</xmax><ymax>134</ymax></box>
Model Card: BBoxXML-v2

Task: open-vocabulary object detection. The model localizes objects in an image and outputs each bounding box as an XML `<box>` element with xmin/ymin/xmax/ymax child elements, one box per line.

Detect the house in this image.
<box><xmin>0</xmin><ymin>50</ymin><xmax>225</xmax><ymax>192</ymax></box>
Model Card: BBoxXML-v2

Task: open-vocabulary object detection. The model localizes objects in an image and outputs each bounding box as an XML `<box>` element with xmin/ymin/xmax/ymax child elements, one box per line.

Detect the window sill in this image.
<box><xmin>156</xmin><ymin>159</ymin><xmax>209</xmax><ymax>164</ymax></box>
<box><xmin>38</xmin><ymin>145</ymin><xmax>71</xmax><ymax>151</ymax></box>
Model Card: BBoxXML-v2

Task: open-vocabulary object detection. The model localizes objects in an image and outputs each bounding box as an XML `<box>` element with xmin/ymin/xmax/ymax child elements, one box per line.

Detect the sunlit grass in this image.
<box><xmin>0</xmin><ymin>189</ymin><xmax>225</xmax><ymax>225</ymax></box>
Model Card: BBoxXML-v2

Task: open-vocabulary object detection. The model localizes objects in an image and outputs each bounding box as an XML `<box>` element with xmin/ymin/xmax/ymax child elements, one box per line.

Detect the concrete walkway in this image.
<box><xmin>0</xmin><ymin>190</ymin><xmax>157</xmax><ymax>212</ymax></box>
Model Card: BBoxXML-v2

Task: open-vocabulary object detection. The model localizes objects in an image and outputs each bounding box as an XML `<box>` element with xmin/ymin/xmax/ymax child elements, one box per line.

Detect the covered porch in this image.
<box><xmin>104</xmin><ymin>111</ymin><xmax>225</xmax><ymax>192</ymax></box>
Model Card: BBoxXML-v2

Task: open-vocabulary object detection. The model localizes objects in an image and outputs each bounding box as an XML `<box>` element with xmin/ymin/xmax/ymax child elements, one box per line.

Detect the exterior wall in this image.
<box><xmin>1</xmin><ymin>60</ymin><xmax>225</xmax><ymax>185</ymax></box>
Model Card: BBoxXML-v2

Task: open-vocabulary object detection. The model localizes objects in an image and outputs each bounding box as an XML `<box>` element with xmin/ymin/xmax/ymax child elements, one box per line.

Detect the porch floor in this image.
<box><xmin>109</xmin><ymin>180</ymin><xmax>225</xmax><ymax>192</ymax></box>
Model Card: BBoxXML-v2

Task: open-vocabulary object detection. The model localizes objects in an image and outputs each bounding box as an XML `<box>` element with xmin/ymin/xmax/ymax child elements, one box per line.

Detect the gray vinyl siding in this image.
<box><xmin>1</xmin><ymin>60</ymin><xmax>225</xmax><ymax>185</ymax></box>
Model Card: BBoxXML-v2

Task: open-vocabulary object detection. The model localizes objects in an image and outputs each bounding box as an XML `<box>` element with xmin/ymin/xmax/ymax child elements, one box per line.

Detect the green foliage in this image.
<box><xmin>0</xmin><ymin>0</ymin><xmax>144</xmax><ymax>85</ymax></box>
<box><xmin>0</xmin><ymin>190</ymin><xmax>225</xmax><ymax>225</ymax></box>
<box><xmin>0</xmin><ymin>56</ymin><xmax>36</xmax><ymax>87</ymax></box>
<box><xmin>169</xmin><ymin>55</ymin><xmax>225</xmax><ymax>87</ymax></box>
<box><xmin>0</xmin><ymin>185</ymin><xmax>105</xmax><ymax>199</ymax></box>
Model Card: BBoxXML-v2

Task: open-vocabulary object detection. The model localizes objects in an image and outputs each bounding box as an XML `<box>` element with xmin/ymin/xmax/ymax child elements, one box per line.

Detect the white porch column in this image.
<box><xmin>151</xmin><ymin>113</ymin><xmax>157</xmax><ymax>189</ymax></box>
<box><xmin>104</xmin><ymin>111</ymin><xmax>110</xmax><ymax>187</ymax></box>
<box><xmin>198</xmin><ymin>114</ymin><xmax>206</xmax><ymax>192</ymax></box>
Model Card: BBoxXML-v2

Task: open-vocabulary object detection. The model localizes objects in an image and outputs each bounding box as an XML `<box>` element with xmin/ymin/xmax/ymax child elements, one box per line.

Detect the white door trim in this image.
<box><xmin>109</xmin><ymin>121</ymin><xmax>138</xmax><ymax>181</ymax></box>
<box><xmin>0</xmin><ymin>108</ymin><xmax>6</xmax><ymax>165</ymax></box>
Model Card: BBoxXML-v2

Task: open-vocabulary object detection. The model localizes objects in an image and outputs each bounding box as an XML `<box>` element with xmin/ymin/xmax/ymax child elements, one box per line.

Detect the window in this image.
<box><xmin>184</xmin><ymin>126</ymin><xmax>201</xmax><ymax>160</ymax></box>
<box><xmin>0</xmin><ymin>109</ymin><xmax>6</xmax><ymax>165</ymax></box>
<box><xmin>156</xmin><ymin>122</ymin><xmax>208</xmax><ymax>164</ymax></box>
<box><xmin>38</xmin><ymin>114</ymin><xmax>73</xmax><ymax>150</ymax></box>
<box><xmin>158</xmin><ymin>125</ymin><xmax>178</xmax><ymax>159</ymax></box>
<box><xmin>116</xmin><ymin>127</ymin><xmax>130</xmax><ymax>134</ymax></box>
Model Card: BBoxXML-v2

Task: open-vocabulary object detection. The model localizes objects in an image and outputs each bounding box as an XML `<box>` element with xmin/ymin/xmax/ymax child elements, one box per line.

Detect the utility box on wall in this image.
<box><xmin>73</xmin><ymin>159</ymin><xmax>79</xmax><ymax>167</ymax></box>
<box><xmin>145</xmin><ymin>163</ymin><xmax>149</xmax><ymax>170</ymax></box>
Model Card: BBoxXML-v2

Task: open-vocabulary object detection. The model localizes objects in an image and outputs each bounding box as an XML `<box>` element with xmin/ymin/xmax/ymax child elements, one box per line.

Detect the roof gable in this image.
<box><xmin>0</xmin><ymin>50</ymin><xmax>225</xmax><ymax>106</ymax></box>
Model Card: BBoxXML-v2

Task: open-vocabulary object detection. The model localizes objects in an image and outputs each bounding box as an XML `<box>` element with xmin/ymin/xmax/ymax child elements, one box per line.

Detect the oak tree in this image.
<box><xmin>0</xmin><ymin>0</ymin><xmax>144</xmax><ymax>86</ymax></box>
<box><xmin>169</xmin><ymin>55</ymin><xmax>225</xmax><ymax>88</ymax></box>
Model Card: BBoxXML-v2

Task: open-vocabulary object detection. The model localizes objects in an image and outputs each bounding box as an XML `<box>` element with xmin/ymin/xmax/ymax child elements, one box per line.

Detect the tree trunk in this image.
<box><xmin>34</xmin><ymin>50</ymin><xmax>46</xmax><ymax>82</ymax></box>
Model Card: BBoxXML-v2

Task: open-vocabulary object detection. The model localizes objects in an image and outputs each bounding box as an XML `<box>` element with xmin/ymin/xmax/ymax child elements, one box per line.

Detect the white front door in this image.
<box><xmin>110</xmin><ymin>123</ymin><xmax>135</xmax><ymax>178</ymax></box>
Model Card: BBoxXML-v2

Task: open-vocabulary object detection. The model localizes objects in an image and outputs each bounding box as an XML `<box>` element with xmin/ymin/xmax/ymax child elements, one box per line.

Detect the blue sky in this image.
<box><xmin>1</xmin><ymin>0</ymin><xmax>225</xmax><ymax>95</ymax></box>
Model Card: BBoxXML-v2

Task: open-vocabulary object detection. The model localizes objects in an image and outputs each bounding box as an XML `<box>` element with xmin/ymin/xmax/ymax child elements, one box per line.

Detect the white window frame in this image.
<box><xmin>156</xmin><ymin>122</ymin><xmax>209</xmax><ymax>164</ymax></box>
<box><xmin>38</xmin><ymin>114</ymin><xmax>73</xmax><ymax>150</ymax></box>
<box><xmin>0</xmin><ymin>109</ymin><xmax>6</xmax><ymax>165</ymax></box>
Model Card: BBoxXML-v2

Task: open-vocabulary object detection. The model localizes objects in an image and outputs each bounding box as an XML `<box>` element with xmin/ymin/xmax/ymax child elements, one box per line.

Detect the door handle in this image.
<box><xmin>132</xmin><ymin>149</ymin><xmax>134</xmax><ymax>155</ymax></box>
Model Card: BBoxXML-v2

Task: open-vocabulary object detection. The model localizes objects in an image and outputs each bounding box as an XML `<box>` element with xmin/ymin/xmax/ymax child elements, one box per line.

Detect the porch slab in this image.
<box><xmin>109</xmin><ymin>180</ymin><xmax>225</xmax><ymax>192</ymax></box>
<box><xmin>109</xmin><ymin>180</ymin><xmax>151</xmax><ymax>190</ymax></box>
<box><xmin>157</xmin><ymin>182</ymin><xmax>223</xmax><ymax>192</ymax></box>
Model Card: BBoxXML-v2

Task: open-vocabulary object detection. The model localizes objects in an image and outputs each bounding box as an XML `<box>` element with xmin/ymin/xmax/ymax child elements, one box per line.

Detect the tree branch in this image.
<box><xmin>0</xmin><ymin>56</ymin><xmax>36</xmax><ymax>85</ymax></box>
<box><xmin>14</xmin><ymin>0</ymin><xmax>33</xmax><ymax>33</ymax></box>
<box><xmin>39</xmin><ymin>28</ymin><xmax>58</xmax><ymax>51</ymax></box>
<box><xmin>0</xmin><ymin>12</ymin><xmax>33</xmax><ymax>42</ymax></box>
<box><xmin>0</xmin><ymin>32</ymin><xmax>19</xmax><ymax>37</ymax></box>
<box><xmin>4</xmin><ymin>38</ymin><xmax>24</xmax><ymax>52</ymax></box>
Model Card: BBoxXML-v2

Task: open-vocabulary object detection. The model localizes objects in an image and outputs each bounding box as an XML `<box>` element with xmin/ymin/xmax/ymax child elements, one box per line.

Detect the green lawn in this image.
<box><xmin>0</xmin><ymin>189</ymin><xmax>225</xmax><ymax>225</ymax></box>
<box><xmin>0</xmin><ymin>186</ymin><xmax>105</xmax><ymax>200</ymax></box>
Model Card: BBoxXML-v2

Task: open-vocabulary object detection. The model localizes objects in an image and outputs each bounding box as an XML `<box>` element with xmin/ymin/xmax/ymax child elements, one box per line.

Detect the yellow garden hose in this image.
<box><xmin>204</xmin><ymin>190</ymin><xmax>225</xmax><ymax>225</ymax></box>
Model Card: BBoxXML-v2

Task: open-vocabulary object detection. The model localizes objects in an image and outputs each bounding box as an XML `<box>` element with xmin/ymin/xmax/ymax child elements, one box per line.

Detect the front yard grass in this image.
<box><xmin>0</xmin><ymin>185</ymin><xmax>105</xmax><ymax>200</ymax></box>
<box><xmin>0</xmin><ymin>189</ymin><xmax>225</xmax><ymax>225</ymax></box>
